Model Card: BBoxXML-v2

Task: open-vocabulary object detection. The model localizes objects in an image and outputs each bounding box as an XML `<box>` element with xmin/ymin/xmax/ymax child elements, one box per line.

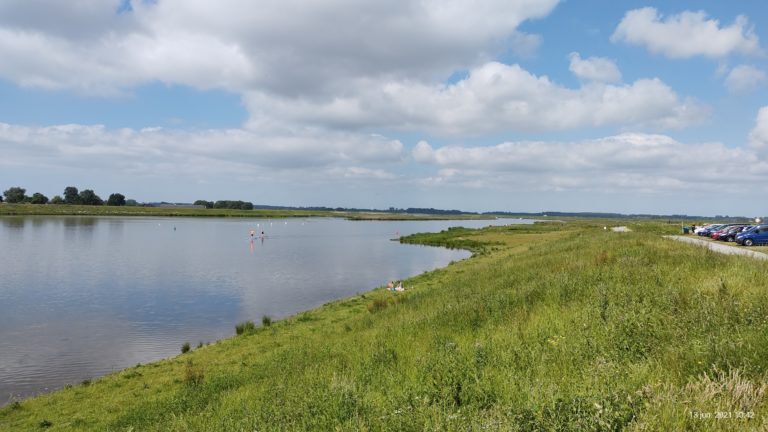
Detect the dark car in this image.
<box><xmin>736</xmin><ymin>225</ymin><xmax>768</xmax><ymax>246</ymax></box>
<box><xmin>715</xmin><ymin>225</ymin><xmax>749</xmax><ymax>242</ymax></box>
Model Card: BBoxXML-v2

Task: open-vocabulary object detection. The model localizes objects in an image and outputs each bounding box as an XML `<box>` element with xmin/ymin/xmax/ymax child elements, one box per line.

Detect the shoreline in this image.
<box><xmin>0</xmin><ymin>203</ymin><xmax>493</xmax><ymax>221</ymax></box>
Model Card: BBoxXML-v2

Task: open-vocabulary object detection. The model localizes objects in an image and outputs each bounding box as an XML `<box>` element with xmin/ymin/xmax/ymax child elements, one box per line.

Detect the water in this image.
<box><xmin>0</xmin><ymin>216</ymin><xmax>530</xmax><ymax>402</ymax></box>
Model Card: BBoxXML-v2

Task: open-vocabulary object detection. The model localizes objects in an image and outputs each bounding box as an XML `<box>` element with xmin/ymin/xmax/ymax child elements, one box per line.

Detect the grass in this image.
<box><xmin>0</xmin><ymin>203</ymin><xmax>490</xmax><ymax>220</ymax></box>
<box><xmin>2</xmin><ymin>219</ymin><xmax>768</xmax><ymax>430</ymax></box>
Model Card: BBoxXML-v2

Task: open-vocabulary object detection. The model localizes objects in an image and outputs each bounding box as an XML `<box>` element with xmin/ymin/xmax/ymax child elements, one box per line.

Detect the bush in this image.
<box><xmin>30</xmin><ymin>192</ymin><xmax>48</xmax><ymax>204</ymax></box>
<box><xmin>262</xmin><ymin>315</ymin><xmax>272</xmax><ymax>327</ymax></box>
<box><xmin>107</xmin><ymin>193</ymin><xmax>126</xmax><ymax>206</ymax></box>
<box><xmin>181</xmin><ymin>342</ymin><xmax>191</xmax><ymax>354</ymax></box>
<box><xmin>183</xmin><ymin>360</ymin><xmax>204</xmax><ymax>386</ymax></box>
<box><xmin>235</xmin><ymin>320</ymin><xmax>256</xmax><ymax>335</ymax></box>
<box><xmin>79</xmin><ymin>189</ymin><xmax>103</xmax><ymax>206</ymax></box>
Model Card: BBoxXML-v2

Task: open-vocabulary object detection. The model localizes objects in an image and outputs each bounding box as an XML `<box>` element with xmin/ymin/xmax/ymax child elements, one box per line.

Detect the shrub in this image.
<box><xmin>367</xmin><ymin>298</ymin><xmax>391</xmax><ymax>313</ymax></box>
<box><xmin>262</xmin><ymin>315</ymin><xmax>272</xmax><ymax>327</ymax></box>
<box><xmin>183</xmin><ymin>360</ymin><xmax>204</xmax><ymax>386</ymax></box>
<box><xmin>181</xmin><ymin>342</ymin><xmax>191</xmax><ymax>354</ymax></box>
<box><xmin>235</xmin><ymin>320</ymin><xmax>256</xmax><ymax>335</ymax></box>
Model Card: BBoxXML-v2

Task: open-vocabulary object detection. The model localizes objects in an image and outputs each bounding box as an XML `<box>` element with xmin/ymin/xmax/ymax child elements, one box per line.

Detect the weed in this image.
<box><xmin>367</xmin><ymin>297</ymin><xmax>391</xmax><ymax>313</ymax></box>
<box><xmin>235</xmin><ymin>320</ymin><xmax>256</xmax><ymax>335</ymax></box>
<box><xmin>262</xmin><ymin>315</ymin><xmax>272</xmax><ymax>327</ymax></box>
<box><xmin>81</xmin><ymin>379</ymin><xmax>91</xmax><ymax>386</ymax></box>
<box><xmin>183</xmin><ymin>360</ymin><xmax>204</xmax><ymax>386</ymax></box>
<box><xmin>180</xmin><ymin>342</ymin><xmax>191</xmax><ymax>354</ymax></box>
<box><xmin>39</xmin><ymin>419</ymin><xmax>53</xmax><ymax>428</ymax></box>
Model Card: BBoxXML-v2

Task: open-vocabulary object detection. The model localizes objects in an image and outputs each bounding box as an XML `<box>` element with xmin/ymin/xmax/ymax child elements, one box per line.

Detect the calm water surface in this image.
<box><xmin>0</xmin><ymin>216</ymin><xmax>529</xmax><ymax>402</ymax></box>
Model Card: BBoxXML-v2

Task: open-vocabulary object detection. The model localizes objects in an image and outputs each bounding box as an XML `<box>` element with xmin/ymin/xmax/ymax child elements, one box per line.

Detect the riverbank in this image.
<box><xmin>3</xmin><ymin>220</ymin><xmax>768</xmax><ymax>430</ymax></box>
<box><xmin>0</xmin><ymin>203</ymin><xmax>491</xmax><ymax>221</ymax></box>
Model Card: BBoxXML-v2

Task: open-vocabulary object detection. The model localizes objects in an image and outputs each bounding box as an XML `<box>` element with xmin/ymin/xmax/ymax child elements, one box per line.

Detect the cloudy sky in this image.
<box><xmin>1</xmin><ymin>0</ymin><xmax>767</xmax><ymax>216</ymax></box>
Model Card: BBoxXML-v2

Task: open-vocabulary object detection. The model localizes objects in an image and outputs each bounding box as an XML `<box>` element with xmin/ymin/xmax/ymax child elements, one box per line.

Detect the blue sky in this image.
<box><xmin>1</xmin><ymin>1</ymin><xmax>767</xmax><ymax>216</ymax></box>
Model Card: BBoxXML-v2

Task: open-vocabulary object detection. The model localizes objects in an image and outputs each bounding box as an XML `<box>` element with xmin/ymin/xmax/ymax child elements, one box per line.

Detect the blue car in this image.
<box><xmin>735</xmin><ymin>224</ymin><xmax>768</xmax><ymax>246</ymax></box>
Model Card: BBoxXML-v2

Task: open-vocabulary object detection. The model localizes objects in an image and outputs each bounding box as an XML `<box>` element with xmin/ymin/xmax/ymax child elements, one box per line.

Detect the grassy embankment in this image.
<box><xmin>3</xmin><ymin>220</ymin><xmax>768</xmax><ymax>430</ymax></box>
<box><xmin>0</xmin><ymin>203</ymin><xmax>491</xmax><ymax>221</ymax></box>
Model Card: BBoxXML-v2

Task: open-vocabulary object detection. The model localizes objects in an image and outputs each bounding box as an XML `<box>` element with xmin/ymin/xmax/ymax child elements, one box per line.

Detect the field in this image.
<box><xmin>0</xmin><ymin>203</ymin><xmax>491</xmax><ymax>221</ymax></box>
<box><xmin>2</xmin><ymin>220</ymin><xmax>768</xmax><ymax>431</ymax></box>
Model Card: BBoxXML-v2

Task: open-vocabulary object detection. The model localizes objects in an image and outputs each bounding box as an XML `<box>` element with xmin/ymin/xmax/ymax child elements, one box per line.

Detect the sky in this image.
<box><xmin>1</xmin><ymin>0</ymin><xmax>767</xmax><ymax>216</ymax></box>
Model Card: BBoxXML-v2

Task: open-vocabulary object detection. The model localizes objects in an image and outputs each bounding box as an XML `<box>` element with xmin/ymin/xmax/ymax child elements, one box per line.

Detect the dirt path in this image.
<box><xmin>664</xmin><ymin>235</ymin><xmax>768</xmax><ymax>261</ymax></box>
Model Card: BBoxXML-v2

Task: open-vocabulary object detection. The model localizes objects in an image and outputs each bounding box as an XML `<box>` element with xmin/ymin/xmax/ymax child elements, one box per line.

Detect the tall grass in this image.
<box><xmin>2</xmin><ymin>220</ymin><xmax>768</xmax><ymax>430</ymax></box>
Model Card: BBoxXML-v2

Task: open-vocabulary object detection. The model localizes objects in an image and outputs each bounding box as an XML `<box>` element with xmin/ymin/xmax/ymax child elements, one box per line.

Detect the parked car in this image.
<box><xmin>715</xmin><ymin>225</ymin><xmax>749</xmax><ymax>242</ymax></box>
<box><xmin>697</xmin><ymin>224</ymin><xmax>726</xmax><ymax>236</ymax></box>
<box><xmin>735</xmin><ymin>225</ymin><xmax>768</xmax><ymax>246</ymax></box>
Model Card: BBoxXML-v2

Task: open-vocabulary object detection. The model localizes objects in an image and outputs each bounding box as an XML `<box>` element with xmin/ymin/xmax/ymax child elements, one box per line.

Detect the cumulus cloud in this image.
<box><xmin>0</xmin><ymin>0</ymin><xmax>559</xmax><ymax>96</ymax></box>
<box><xmin>411</xmin><ymin>133</ymin><xmax>768</xmax><ymax>192</ymax></box>
<box><xmin>244</xmin><ymin>62</ymin><xmax>707</xmax><ymax>136</ymax></box>
<box><xmin>0</xmin><ymin>1</ymin><xmax>711</xmax><ymax>137</ymax></box>
<box><xmin>611</xmin><ymin>7</ymin><xmax>761</xmax><ymax>58</ymax></box>
<box><xmin>749</xmin><ymin>106</ymin><xmax>768</xmax><ymax>154</ymax></box>
<box><xmin>0</xmin><ymin>122</ymin><xmax>405</xmax><ymax>179</ymax></box>
<box><xmin>568</xmin><ymin>52</ymin><xmax>621</xmax><ymax>83</ymax></box>
<box><xmin>725</xmin><ymin>65</ymin><xmax>767</xmax><ymax>94</ymax></box>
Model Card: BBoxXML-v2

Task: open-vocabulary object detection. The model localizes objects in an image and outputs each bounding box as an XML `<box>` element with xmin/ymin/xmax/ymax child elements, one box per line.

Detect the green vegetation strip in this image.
<box><xmin>0</xmin><ymin>203</ymin><xmax>491</xmax><ymax>220</ymax></box>
<box><xmin>3</xmin><ymin>221</ymin><xmax>768</xmax><ymax>431</ymax></box>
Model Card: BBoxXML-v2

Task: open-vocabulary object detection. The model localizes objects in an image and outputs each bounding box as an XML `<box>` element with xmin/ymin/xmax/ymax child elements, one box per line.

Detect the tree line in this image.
<box><xmin>193</xmin><ymin>200</ymin><xmax>254</xmax><ymax>210</ymax></box>
<box><xmin>1</xmin><ymin>186</ymin><xmax>134</xmax><ymax>206</ymax></box>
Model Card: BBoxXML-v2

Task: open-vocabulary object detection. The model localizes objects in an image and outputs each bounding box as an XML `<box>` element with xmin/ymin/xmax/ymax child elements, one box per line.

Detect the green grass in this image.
<box><xmin>2</xmin><ymin>220</ymin><xmax>768</xmax><ymax>430</ymax></box>
<box><xmin>0</xmin><ymin>203</ymin><xmax>491</xmax><ymax>220</ymax></box>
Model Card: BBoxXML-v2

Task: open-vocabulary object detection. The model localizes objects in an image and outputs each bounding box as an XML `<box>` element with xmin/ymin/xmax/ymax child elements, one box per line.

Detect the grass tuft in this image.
<box><xmin>261</xmin><ymin>315</ymin><xmax>272</xmax><ymax>327</ymax></box>
<box><xmin>235</xmin><ymin>320</ymin><xmax>256</xmax><ymax>335</ymax></box>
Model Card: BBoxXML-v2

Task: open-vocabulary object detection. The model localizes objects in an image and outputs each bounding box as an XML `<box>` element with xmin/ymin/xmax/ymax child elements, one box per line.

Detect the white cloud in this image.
<box><xmin>568</xmin><ymin>52</ymin><xmax>621</xmax><ymax>83</ymax></box>
<box><xmin>0</xmin><ymin>1</ymin><xmax>710</xmax><ymax>138</ymax></box>
<box><xmin>725</xmin><ymin>65</ymin><xmax>767</xmax><ymax>94</ymax></box>
<box><xmin>0</xmin><ymin>122</ymin><xmax>405</xmax><ymax>178</ymax></box>
<box><xmin>611</xmin><ymin>7</ymin><xmax>761</xmax><ymax>59</ymax></box>
<box><xmin>244</xmin><ymin>62</ymin><xmax>707</xmax><ymax>136</ymax></box>
<box><xmin>0</xmin><ymin>0</ymin><xmax>559</xmax><ymax>97</ymax></box>
<box><xmin>411</xmin><ymin>133</ymin><xmax>768</xmax><ymax>193</ymax></box>
<box><xmin>749</xmin><ymin>106</ymin><xmax>768</xmax><ymax>154</ymax></box>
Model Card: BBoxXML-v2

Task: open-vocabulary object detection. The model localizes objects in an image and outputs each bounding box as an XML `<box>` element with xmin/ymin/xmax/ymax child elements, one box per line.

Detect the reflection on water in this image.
<box><xmin>0</xmin><ymin>216</ymin><xmax>529</xmax><ymax>403</ymax></box>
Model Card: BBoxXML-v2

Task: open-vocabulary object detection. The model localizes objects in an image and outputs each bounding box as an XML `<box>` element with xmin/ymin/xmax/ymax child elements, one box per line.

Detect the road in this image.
<box><xmin>664</xmin><ymin>235</ymin><xmax>768</xmax><ymax>261</ymax></box>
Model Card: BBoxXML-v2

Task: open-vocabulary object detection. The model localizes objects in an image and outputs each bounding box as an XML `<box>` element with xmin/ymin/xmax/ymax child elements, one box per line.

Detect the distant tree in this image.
<box><xmin>30</xmin><ymin>192</ymin><xmax>49</xmax><ymax>204</ymax></box>
<box><xmin>194</xmin><ymin>200</ymin><xmax>214</xmax><ymax>209</ymax></box>
<box><xmin>125</xmin><ymin>199</ymin><xmax>138</xmax><ymax>206</ymax></box>
<box><xmin>3</xmin><ymin>187</ymin><xmax>26</xmax><ymax>203</ymax></box>
<box><xmin>212</xmin><ymin>200</ymin><xmax>253</xmax><ymax>210</ymax></box>
<box><xmin>63</xmin><ymin>186</ymin><xmax>80</xmax><ymax>204</ymax></box>
<box><xmin>50</xmin><ymin>195</ymin><xmax>64</xmax><ymax>204</ymax></box>
<box><xmin>107</xmin><ymin>193</ymin><xmax>126</xmax><ymax>206</ymax></box>
<box><xmin>78</xmin><ymin>189</ymin><xmax>103</xmax><ymax>206</ymax></box>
